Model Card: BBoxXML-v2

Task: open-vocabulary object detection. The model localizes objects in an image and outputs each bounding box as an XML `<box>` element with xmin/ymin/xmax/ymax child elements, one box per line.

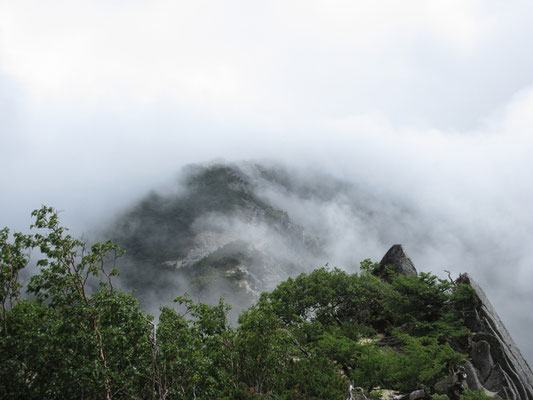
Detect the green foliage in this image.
<box><xmin>0</xmin><ymin>206</ymin><xmax>152</xmax><ymax>399</ymax></box>
<box><xmin>280</xmin><ymin>356</ymin><xmax>346</xmax><ymax>399</ymax></box>
<box><xmin>0</xmin><ymin>227</ymin><xmax>31</xmax><ymax>335</ymax></box>
<box><xmin>235</xmin><ymin>303</ymin><xmax>293</xmax><ymax>395</ymax></box>
<box><xmin>387</xmin><ymin>332</ymin><xmax>464</xmax><ymax>391</ymax></box>
<box><xmin>369</xmin><ymin>390</ymin><xmax>384</xmax><ymax>400</ymax></box>
<box><xmin>262</xmin><ymin>264</ymin><xmax>470</xmax><ymax>394</ymax></box>
<box><xmin>265</xmin><ymin>265</ymin><xmax>395</xmax><ymax>331</ymax></box>
<box><xmin>156</xmin><ymin>296</ymin><xmax>235</xmax><ymax>398</ymax></box>
<box><xmin>0</xmin><ymin>206</ymin><xmax>481</xmax><ymax>399</ymax></box>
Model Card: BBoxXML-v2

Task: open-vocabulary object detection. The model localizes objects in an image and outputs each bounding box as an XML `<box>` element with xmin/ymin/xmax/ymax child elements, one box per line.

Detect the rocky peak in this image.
<box><xmin>374</xmin><ymin>245</ymin><xmax>533</xmax><ymax>399</ymax></box>
<box><xmin>373</xmin><ymin>244</ymin><xmax>417</xmax><ymax>281</ymax></box>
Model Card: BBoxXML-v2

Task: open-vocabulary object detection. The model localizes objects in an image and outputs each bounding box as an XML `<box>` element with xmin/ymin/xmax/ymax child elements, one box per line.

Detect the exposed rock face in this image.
<box><xmin>374</xmin><ymin>244</ymin><xmax>417</xmax><ymax>281</ymax></box>
<box><xmin>375</xmin><ymin>245</ymin><xmax>533</xmax><ymax>399</ymax></box>
<box><xmin>461</xmin><ymin>359</ymin><xmax>484</xmax><ymax>391</ymax></box>
<box><xmin>472</xmin><ymin>340</ymin><xmax>494</xmax><ymax>382</ymax></box>
<box><xmin>456</xmin><ymin>273</ymin><xmax>533</xmax><ymax>400</ymax></box>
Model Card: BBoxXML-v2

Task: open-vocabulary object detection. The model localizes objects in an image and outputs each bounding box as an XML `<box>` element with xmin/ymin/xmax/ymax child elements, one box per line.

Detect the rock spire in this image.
<box><xmin>373</xmin><ymin>244</ymin><xmax>417</xmax><ymax>281</ymax></box>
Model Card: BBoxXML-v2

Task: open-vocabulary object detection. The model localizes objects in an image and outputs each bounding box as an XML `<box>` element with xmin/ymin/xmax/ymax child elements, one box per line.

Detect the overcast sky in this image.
<box><xmin>2</xmin><ymin>1</ymin><xmax>533</xmax><ymax>360</ymax></box>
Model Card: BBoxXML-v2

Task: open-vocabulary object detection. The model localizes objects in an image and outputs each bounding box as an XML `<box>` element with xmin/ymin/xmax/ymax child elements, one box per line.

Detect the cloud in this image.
<box><xmin>2</xmin><ymin>1</ymin><xmax>533</xmax><ymax>126</ymax></box>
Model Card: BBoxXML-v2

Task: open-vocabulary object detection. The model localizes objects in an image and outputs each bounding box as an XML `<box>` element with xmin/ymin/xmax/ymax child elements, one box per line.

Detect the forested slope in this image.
<box><xmin>3</xmin><ymin>207</ymin><xmax>530</xmax><ymax>399</ymax></box>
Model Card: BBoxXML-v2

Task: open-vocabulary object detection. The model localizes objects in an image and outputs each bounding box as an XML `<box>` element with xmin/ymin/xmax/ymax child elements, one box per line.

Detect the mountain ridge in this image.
<box><xmin>108</xmin><ymin>162</ymin><xmax>323</xmax><ymax>314</ymax></box>
<box><xmin>104</xmin><ymin>161</ymin><xmax>533</xmax><ymax>379</ymax></box>
<box><xmin>376</xmin><ymin>243</ymin><xmax>533</xmax><ymax>399</ymax></box>
<box><xmin>2</xmin><ymin>197</ymin><xmax>532</xmax><ymax>398</ymax></box>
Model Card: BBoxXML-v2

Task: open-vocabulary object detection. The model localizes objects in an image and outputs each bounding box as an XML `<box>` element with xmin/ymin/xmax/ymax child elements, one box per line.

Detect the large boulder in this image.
<box><xmin>472</xmin><ymin>340</ymin><xmax>494</xmax><ymax>382</ymax></box>
<box><xmin>373</xmin><ymin>244</ymin><xmax>417</xmax><ymax>281</ymax></box>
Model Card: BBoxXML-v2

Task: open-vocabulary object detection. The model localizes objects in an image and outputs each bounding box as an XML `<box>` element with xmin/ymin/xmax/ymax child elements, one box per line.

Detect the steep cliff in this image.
<box><xmin>457</xmin><ymin>274</ymin><xmax>533</xmax><ymax>400</ymax></box>
<box><xmin>378</xmin><ymin>244</ymin><xmax>533</xmax><ymax>399</ymax></box>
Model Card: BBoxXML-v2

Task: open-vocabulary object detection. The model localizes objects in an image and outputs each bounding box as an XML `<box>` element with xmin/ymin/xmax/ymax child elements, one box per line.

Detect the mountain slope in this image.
<box><xmin>108</xmin><ymin>163</ymin><xmax>322</xmax><ymax>313</ymax></box>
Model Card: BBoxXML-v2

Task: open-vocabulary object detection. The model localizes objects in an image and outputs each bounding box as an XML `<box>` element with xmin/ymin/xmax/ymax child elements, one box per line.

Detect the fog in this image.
<box><xmin>2</xmin><ymin>1</ymin><xmax>533</xmax><ymax>362</ymax></box>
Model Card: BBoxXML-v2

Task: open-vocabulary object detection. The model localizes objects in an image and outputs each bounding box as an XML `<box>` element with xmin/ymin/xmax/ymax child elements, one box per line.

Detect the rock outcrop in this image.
<box><xmin>376</xmin><ymin>245</ymin><xmax>533</xmax><ymax>399</ymax></box>
<box><xmin>373</xmin><ymin>244</ymin><xmax>417</xmax><ymax>281</ymax></box>
<box><xmin>456</xmin><ymin>273</ymin><xmax>533</xmax><ymax>400</ymax></box>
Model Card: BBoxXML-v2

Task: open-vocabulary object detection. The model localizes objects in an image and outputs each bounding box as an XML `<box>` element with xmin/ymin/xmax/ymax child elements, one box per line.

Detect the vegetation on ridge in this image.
<box><xmin>0</xmin><ymin>206</ymin><xmax>490</xmax><ymax>399</ymax></box>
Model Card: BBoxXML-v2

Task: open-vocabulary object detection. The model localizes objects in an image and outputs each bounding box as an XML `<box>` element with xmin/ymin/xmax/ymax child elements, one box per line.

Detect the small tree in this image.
<box><xmin>0</xmin><ymin>227</ymin><xmax>31</xmax><ymax>335</ymax></box>
<box><xmin>156</xmin><ymin>296</ymin><xmax>234</xmax><ymax>399</ymax></box>
<box><xmin>0</xmin><ymin>206</ymin><xmax>152</xmax><ymax>399</ymax></box>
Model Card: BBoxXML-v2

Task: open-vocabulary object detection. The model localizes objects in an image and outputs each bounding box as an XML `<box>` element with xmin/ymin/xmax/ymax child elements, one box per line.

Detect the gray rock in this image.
<box><xmin>461</xmin><ymin>359</ymin><xmax>484</xmax><ymax>391</ymax></box>
<box><xmin>374</xmin><ymin>246</ymin><xmax>533</xmax><ymax>399</ymax></box>
<box><xmin>472</xmin><ymin>340</ymin><xmax>494</xmax><ymax>382</ymax></box>
<box><xmin>457</xmin><ymin>273</ymin><xmax>533</xmax><ymax>400</ymax></box>
<box><xmin>375</xmin><ymin>244</ymin><xmax>417</xmax><ymax>281</ymax></box>
<box><xmin>434</xmin><ymin>376</ymin><xmax>453</xmax><ymax>394</ymax></box>
<box><xmin>484</xmin><ymin>364</ymin><xmax>505</xmax><ymax>393</ymax></box>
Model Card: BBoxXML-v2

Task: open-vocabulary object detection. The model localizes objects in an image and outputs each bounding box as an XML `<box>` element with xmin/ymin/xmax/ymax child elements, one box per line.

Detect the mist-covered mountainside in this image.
<box><xmin>107</xmin><ymin>162</ymin><xmax>426</xmax><ymax>314</ymax></box>
<box><xmin>108</xmin><ymin>163</ymin><xmax>324</xmax><ymax>312</ymax></box>
<box><xmin>102</xmin><ymin>161</ymin><xmax>533</xmax><ymax>369</ymax></box>
<box><xmin>96</xmin><ymin>161</ymin><xmax>533</xmax><ymax>398</ymax></box>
